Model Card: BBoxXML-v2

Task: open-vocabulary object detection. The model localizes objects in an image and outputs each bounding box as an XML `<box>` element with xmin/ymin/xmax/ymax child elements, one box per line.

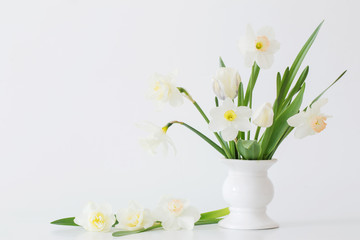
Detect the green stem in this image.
<box><xmin>167</xmin><ymin>121</ymin><xmax>227</xmax><ymax>157</ymax></box>
<box><xmin>254</xmin><ymin>127</ymin><xmax>261</xmax><ymax>141</ymax></box>
<box><xmin>177</xmin><ymin>87</ymin><xmax>232</xmax><ymax>158</ymax></box>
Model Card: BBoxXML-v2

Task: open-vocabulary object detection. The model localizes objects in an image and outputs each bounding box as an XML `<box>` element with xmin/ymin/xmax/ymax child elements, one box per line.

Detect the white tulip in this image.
<box><xmin>209</xmin><ymin>98</ymin><xmax>252</xmax><ymax>141</ymax></box>
<box><xmin>138</xmin><ymin>122</ymin><xmax>176</xmax><ymax>155</ymax></box>
<box><xmin>153</xmin><ymin>196</ymin><xmax>200</xmax><ymax>231</ymax></box>
<box><xmin>115</xmin><ymin>201</ymin><xmax>155</xmax><ymax>231</ymax></box>
<box><xmin>74</xmin><ymin>202</ymin><xmax>115</xmax><ymax>232</ymax></box>
<box><xmin>148</xmin><ymin>72</ymin><xmax>183</xmax><ymax>107</ymax></box>
<box><xmin>287</xmin><ymin>98</ymin><xmax>330</xmax><ymax>139</ymax></box>
<box><xmin>212</xmin><ymin>67</ymin><xmax>241</xmax><ymax>100</ymax></box>
<box><xmin>252</xmin><ymin>103</ymin><xmax>274</xmax><ymax>127</ymax></box>
<box><xmin>238</xmin><ymin>25</ymin><xmax>280</xmax><ymax>69</ymax></box>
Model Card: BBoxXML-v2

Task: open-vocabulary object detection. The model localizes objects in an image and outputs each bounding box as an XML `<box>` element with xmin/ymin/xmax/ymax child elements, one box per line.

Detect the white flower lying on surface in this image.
<box><xmin>238</xmin><ymin>25</ymin><xmax>280</xmax><ymax>69</ymax></box>
<box><xmin>74</xmin><ymin>202</ymin><xmax>115</xmax><ymax>232</ymax></box>
<box><xmin>147</xmin><ymin>72</ymin><xmax>183</xmax><ymax>107</ymax></box>
<box><xmin>212</xmin><ymin>67</ymin><xmax>241</xmax><ymax>100</ymax></box>
<box><xmin>287</xmin><ymin>98</ymin><xmax>330</xmax><ymax>139</ymax></box>
<box><xmin>209</xmin><ymin>98</ymin><xmax>252</xmax><ymax>141</ymax></box>
<box><xmin>115</xmin><ymin>201</ymin><xmax>155</xmax><ymax>231</ymax></box>
<box><xmin>153</xmin><ymin>196</ymin><xmax>200</xmax><ymax>230</ymax></box>
<box><xmin>138</xmin><ymin>122</ymin><xmax>176</xmax><ymax>155</ymax></box>
<box><xmin>252</xmin><ymin>102</ymin><xmax>274</xmax><ymax>127</ymax></box>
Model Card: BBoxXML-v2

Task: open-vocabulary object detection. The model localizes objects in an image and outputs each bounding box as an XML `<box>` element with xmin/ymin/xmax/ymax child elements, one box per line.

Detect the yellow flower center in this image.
<box><xmin>90</xmin><ymin>212</ymin><xmax>105</xmax><ymax>230</ymax></box>
<box><xmin>224</xmin><ymin>110</ymin><xmax>237</xmax><ymax>121</ymax></box>
<box><xmin>126</xmin><ymin>213</ymin><xmax>141</xmax><ymax>228</ymax></box>
<box><xmin>255</xmin><ymin>36</ymin><xmax>270</xmax><ymax>52</ymax></box>
<box><xmin>168</xmin><ymin>199</ymin><xmax>184</xmax><ymax>215</ymax></box>
<box><xmin>311</xmin><ymin>116</ymin><xmax>327</xmax><ymax>133</ymax></box>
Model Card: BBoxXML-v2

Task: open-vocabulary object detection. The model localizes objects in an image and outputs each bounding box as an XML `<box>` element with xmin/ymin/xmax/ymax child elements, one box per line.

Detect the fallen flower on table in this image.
<box><xmin>73</xmin><ymin>202</ymin><xmax>116</xmax><ymax>232</ymax></box>
<box><xmin>115</xmin><ymin>201</ymin><xmax>154</xmax><ymax>231</ymax></box>
<box><xmin>152</xmin><ymin>196</ymin><xmax>201</xmax><ymax>230</ymax></box>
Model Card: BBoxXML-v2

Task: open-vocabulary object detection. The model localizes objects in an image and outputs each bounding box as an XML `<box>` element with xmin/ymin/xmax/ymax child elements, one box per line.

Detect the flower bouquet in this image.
<box><xmin>51</xmin><ymin>21</ymin><xmax>346</xmax><ymax>235</ymax></box>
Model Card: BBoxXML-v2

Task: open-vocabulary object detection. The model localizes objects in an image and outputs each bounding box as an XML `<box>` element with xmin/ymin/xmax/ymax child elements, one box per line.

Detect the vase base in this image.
<box><xmin>218</xmin><ymin>209</ymin><xmax>279</xmax><ymax>230</ymax></box>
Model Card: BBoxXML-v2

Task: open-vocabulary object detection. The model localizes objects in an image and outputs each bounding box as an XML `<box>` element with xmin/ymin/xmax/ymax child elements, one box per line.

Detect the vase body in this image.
<box><xmin>218</xmin><ymin>159</ymin><xmax>278</xmax><ymax>230</ymax></box>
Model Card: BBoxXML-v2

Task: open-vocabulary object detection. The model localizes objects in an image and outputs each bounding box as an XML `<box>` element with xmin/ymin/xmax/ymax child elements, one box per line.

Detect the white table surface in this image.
<box><xmin>5</xmin><ymin>217</ymin><xmax>360</xmax><ymax>240</ymax></box>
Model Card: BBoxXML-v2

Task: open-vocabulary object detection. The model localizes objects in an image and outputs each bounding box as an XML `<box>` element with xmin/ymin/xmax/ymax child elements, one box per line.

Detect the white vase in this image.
<box><xmin>218</xmin><ymin>159</ymin><xmax>279</xmax><ymax>230</ymax></box>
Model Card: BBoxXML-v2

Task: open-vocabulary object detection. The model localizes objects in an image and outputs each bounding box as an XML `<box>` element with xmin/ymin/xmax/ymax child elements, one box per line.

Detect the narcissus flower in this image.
<box><xmin>287</xmin><ymin>98</ymin><xmax>330</xmax><ymax>139</ymax></box>
<box><xmin>115</xmin><ymin>202</ymin><xmax>155</xmax><ymax>231</ymax></box>
<box><xmin>153</xmin><ymin>196</ymin><xmax>200</xmax><ymax>230</ymax></box>
<box><xmin>238</xmin><ymin>25</ymin><xmax>280</xmax><ymax>69</ymax></box>
<box><xmin>138</xmin><ymin>122</ymin><xmax>176</xmax><ymax>155</ymax></box>
<box><xmin>74</xmin><ymin>202</ymin><xmax>115</xmax><ymax>232</ymax></box>
<box><xmin>212</xmin><ymin>67</ymin><xmax>241</xmax><ymax>100</ymax></box>
<box><xmin>148</xmin><ymin>72</ymin><xmax>183</xmax><ymax>107</ymax></box>
<box><xmin>209</xmin><ymin>98</ymin><xmax>252</xmax><ymax>141</ymax></box>
<box><xmin>252</xmin><ymin>103</ymin><xmax>274</xmax><ymax>127</ymax></box>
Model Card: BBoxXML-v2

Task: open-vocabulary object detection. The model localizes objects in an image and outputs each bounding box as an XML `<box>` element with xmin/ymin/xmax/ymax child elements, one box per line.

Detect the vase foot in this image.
<box><xmin>218</xmin><ymin>208</ymin><xmax>279</xmax><ymax>230</ymax></box>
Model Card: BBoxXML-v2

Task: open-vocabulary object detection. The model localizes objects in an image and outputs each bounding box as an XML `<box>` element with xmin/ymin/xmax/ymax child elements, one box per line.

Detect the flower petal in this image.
<box><xmin>255</xmin><ymin>53</ymin><xmax>274</xmax><ymax>69</ymax></box>
<box><xmin>267</xmin><ymin>39</ymin><xmax>280</xmax><ymax>54</ymax></box>
<box><xmin>232</xmin><ymin>118</ymin><xmax>252</xmax><ymax>131</ymax></box>
<box><xmin>177</xmin><ymin>216</ymin><xmax>196</xmax><ymax>230</ymax></box>
<box><xmin>221</xmin><ymin>126</ymin><xmax>238</xmax><ymax>141</ymax></box>
<box><xmin>257</xmin><ymin>26</ymin><xmax>275</xmax><ymax>39</ymax></box>
<box><xmin>287</xmin><ymin>111</ymin><xmax>306</xmax><ymax>127</ymax></box>
<box><xmin>294</xmin><ymin>124</ymin><xmax>315</xmax><ymax>139</ymax></box>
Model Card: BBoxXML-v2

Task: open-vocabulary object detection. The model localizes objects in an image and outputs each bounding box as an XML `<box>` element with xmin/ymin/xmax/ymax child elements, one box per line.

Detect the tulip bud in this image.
<box><xmin>252</xmin><ymin>103</ymin><xmax>274</xmax><ymax>127</ymax></box>
<box><xmin>212</xmin><ymin>67</ymin><xmax>241</xmax><ymax>100</ymax></box>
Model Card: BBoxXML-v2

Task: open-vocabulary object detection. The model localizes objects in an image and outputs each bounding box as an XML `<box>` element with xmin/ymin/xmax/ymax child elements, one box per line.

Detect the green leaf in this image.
<box><xmin>287</xmin><ymin>21</ymin><xmax>324</xmax><ymax>94</ymax></box>
<box><xmin>200</xmin><ymin>207</ymin><xmax>230</xmax><ymax>220</ymax></box>
<box><xmin>285</xmin><ymin>66</ymin><xmax>309</xmax><ymax>104</ymax></box>
<box><xmin>261</xmin><ymin>84</ymin><xmax>306</xmax><ymax>158</ymax></box>
<box><xmin>237</xmin><ymin>82</ymin><xmax>245</xmax><ymax>106</ymax></box>
<box><xmin>310</xmin><ymin>70</ymin><xmax>347</xmax><ymax>107</ymax></box>
<box><xmin>274</xmin><ymin>67</ymin><xmax>290</xmax><ymax>114</ymax></box>
<box><xmin>244</xmin><ymin>62</ymin><xmax>260</xmax><ymax>107</ymax></box>
<box><xmin>219</xmin><ymin>57</ymin><xmax>226</xmax><ymax>67</ymax></box>
<box><xmin>51</xmin><ymin>217</ymin><xmax>78</xmax><ymax>226</ymax></box>
<box><xmin>276</xmin><ymin>72</ymin><xmax>281</xmax><ymax>96</ymax></box>
<box><xmin>237</xmin><ymin>140</ymin><xmax>261</xmax><ymax>160</ymax></box>
<box><xmin>215</xmin><ymin>96</ymin><xmax>219</xmax><ymax>107</ymax></box>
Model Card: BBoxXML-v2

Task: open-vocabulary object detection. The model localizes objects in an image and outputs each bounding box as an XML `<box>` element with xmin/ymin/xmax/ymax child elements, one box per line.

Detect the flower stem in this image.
<box><xmin>177</xmin><ymin>87</ymin><xmax>232</xmax><ymax>158</ymax></box>
<box><xmin>254</xmin><ymin>127</ymin><xmax>261</xmax><ymax>141</ymax></box>
<box><xmin>167</xmin><ymin>121</ymin><xmax>227</xmax><ymax>157</ymax></box>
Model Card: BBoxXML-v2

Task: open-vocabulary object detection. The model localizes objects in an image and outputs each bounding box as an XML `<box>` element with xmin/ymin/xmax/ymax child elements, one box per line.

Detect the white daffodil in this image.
<box><xmin>287</xmin><ymin>98</ymin><xmax>330</xmax><ymax>139</ymax></box>
<box><xmin>115</xmin><ymin>201</ymin><xmax>155</xmax><ymax>231</ymax></box>
<box><xmin>147</xmin><ymin>72</ymin><xmax>183</xmax><ymax>107</ymax></box>
<box><xmin>212</xmin><ymin>67</ymin><xmax>241</xmax><ymax>100</ymax></box>
<box><xmin>74</xmin><ymin>202</ymin><xmax>115</xmax><ymax>232</ymax></box>
<box><xmin>252</xmin><ymin>102</ymin><xmax>274</xmax><ymax>127</ymax></box>
<box><xmin>153</xmin><ymin>196</ymin><xmax>200</xmax><ymax>231</ymax></box>
<box><xmin>209</xmin><ymin>98</ymin><xmax>252</xmax><ymax>141</ymax></box>
<box><xmin>238</xmin><ymin>25</ymin><xmax>280</xmax><ymax>69</ymax></box>
<box><xmin>138</xmin><ymin>122</ymin><xmax>176</xmax><ymax>155</ymax></box>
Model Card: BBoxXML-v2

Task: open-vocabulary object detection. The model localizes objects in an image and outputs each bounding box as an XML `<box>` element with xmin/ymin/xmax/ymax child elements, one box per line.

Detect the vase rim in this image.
<box><xmin>221</xmin><ymin>158</ymin><xmax>277</xmax><ymax>162</ymax></box>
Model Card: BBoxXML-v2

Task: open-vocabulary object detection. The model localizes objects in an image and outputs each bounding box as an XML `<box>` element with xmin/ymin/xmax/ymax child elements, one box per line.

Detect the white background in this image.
<box><xmin>0</xmin><ymin>0</ymin><xmax>359</xmax><ymax>239</ymax></box>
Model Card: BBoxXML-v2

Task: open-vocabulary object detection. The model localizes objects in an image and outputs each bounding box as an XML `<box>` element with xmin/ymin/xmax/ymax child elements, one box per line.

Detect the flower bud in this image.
<box><xmin>252</xmin><ymin>103</ymin><xmax>274</xmax><ymax>127</ymax></box>
<box><xmin>212</xmin><ymin>67</ymin><xmax>241</xmax><ymax>100</ymax></box>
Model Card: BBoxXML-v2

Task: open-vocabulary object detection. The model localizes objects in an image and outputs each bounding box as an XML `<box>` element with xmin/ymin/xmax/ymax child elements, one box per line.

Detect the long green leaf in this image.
<box><xmin>287</xmin><ymin>21</ymin><xmax>323</xmax><ymax>90</ymax></box>
<box><xmin>244</xmin><ymin>62</ymin><xmax>260</xmax><ymax>106</ymax></box>
<box><xmin>260</xmin><ymin>84</ymin><xmax>305</xmax><ymax>158</ymax></box>
<box><xmin>281</xmin><ymin>66</ymin><xmax>309</xmax><ymax>109</ymax></box>
<box><xmin>200</xmin><ymin>207</ymin><xmax>230</xmax><ymax>220</ymax></box>
<box><xmin>310</xmin><ymin>70</ymin><xmax>347</xmax><ymax>107</ymax></box>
